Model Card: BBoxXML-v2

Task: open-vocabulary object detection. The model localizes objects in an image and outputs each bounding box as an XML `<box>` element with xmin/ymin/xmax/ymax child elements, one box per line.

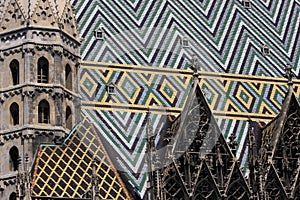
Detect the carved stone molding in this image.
<box><xmin>3</xmin><ymin>179</ymin><xmax>16</xmax><ymax>186</ymax></box>
<box><xmin>35</xmin><ymin>45</ymin><xmax>53</xmax><ymax>52</ymax></box>
<box><xmin>21</xmin><ymin>134</ymin><xmax>36</xmax><ymax>140</ymax></box>
<box><xmin>22</xmin><ymin>44</ymin><xmax>35</xmax><ymax>55</ymax></box>
<box><xmin>0</xmin><ymin>51</ymin><xmax>4</xmax><ymax>62</ymax></box>
<box><xmin>52</xmin><ymin>45</ymin><xmax>63</xmax><ymax>57</ymax></box>
<box><xmin>34</xmin><ymin>130</ymin><xmax>54</xmax><ymax>137</ymax></box>
<box><xmin>3</xmin><ymin>132</ymin><xmax>22</xmax><ymax>141</ymax></box>
<box><xmin>64</xmin><ymin>92</ymin><xmax>73</xmax><ymax>100</ymax></box>
<box><xmin>35</xmin><ymin>87</ymin><xmax>53</xmax><ymax>94</ymax></box>
<box><xmin>0</xmin><ymin>32</ymin><xmax>26</xmax><ymax>43</ymax></box>
<box><xmin>2</xmin><ymin>48</ymin><xmax>23</xmax><ymax>57</ymax></box>
<box><xmin>2</xmin><ymin>89</ymin><xmax>22</xmax><ymax>98</ymax></box>
<box><xmin>63</xmin><ymin>49</ymin><xmax>78</xmax><ymax>61</ymax></box>
<box><xmin>0</xmin><ymin>95</ymin><xmax>5</xmax><ymax>104</ymax></box>
<box><xmin>0</xmin><ymin>181</ymin><xmax>4</xmax><ymax>191</ymax></box>
<box><xmin>22</xmin><ymin>88</ymin><xmax>35</xmax><ymax>98</ymax></box>
<box><xmin>0</xmin><ymin>135</ymin><xmax>4</xmax><ymax>145</ymax></box>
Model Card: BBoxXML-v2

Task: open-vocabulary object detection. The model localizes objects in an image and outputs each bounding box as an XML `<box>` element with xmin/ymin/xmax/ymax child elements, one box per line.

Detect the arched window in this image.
<box><xmin>38</xmin><ymin>100</ymin><xmax>50</xmax><ymax>123</ymax></box>
<box><xmin>10</xmin><ymin>59</ymin><xmax>19</xmax><ymax>85</ymax></box>
<box><xmin>65</xmin><ymin>64</ymin><xmax>72</xmax><ymax>90</ymax></box>
<box><xmin>37</xmin><ymin>57</ymin><xmax>49</xmax><ymax>83</ymax></box>
<box><xmin>9</xmin><ymin>146</ymin><xmax>19</xmax><ymax>171</ymax></box>
<box><xmin>66</xmin><ymin>106</ymin><xmax>72</xmax><ymax>130</ymax></box>
<box><xmin>9</xmin><ymin>192</ymin><xmax>17</xmax><ymax>200</ymax></box>
<box><xmin>10</xmin><ymin>103</ymin><xmax>19</xmax><ymax>125</ymax></box>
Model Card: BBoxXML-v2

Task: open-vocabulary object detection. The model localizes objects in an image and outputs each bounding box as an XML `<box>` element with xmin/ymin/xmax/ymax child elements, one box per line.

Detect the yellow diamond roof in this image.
<box><xmin>31</xmin><ymin>115</ymin><xmax>130</xmax><ymax>199</ymax></box>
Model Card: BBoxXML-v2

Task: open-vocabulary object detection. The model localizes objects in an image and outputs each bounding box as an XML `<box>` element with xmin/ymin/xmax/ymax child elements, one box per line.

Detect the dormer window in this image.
<box><xmin>107</xmin><ymin>82</ymin><xmax>116</xmax><ymax>95</ymax></box>
<box><xmin>261</xmin><ymin>45</ymin><xmax>270</xmax><ymax>56</ymax></box>
<box><xmin>181</xmin><ymin>36</ymin><xmax>189</xmax><ymax>48</ymax></box>
<box><xmin>95</xmin><ymin>27</ymin><xmax>104</xmax><ymax>40</ymax></box>
<box><xmin>243</xmin><ymin>0</ymin><xmax>252</xmax><ymax>9</ymax></box>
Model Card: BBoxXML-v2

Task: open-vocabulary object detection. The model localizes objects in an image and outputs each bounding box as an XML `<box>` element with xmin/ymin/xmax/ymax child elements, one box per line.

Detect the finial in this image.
<box><xmin>228</xmin><ymin>133</ymin><xmax>238</xmax><ymax>154</ymax></box>
<box><xmin>190</xmin><ymin>55</ymin><xmax>200</xmax><ymax>77</ymax></box>
<box><xmin>284</xmin><ymin>64</ymin><xmax>294</xmax><ymax>86</ymax></box>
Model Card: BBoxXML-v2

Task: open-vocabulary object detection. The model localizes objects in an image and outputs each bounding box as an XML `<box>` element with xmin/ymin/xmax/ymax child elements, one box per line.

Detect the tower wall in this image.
<box><xmin>0</xmin><ymin>0</ymin><xmax>81</xmax><ymax>198</ymax></box>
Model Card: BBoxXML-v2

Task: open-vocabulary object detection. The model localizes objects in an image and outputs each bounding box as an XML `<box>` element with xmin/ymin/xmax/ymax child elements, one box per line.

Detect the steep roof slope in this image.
<box><xmin>31</xmin><ymin>115</ymin><xmax>130</xmax><ymax>199</ymax></box>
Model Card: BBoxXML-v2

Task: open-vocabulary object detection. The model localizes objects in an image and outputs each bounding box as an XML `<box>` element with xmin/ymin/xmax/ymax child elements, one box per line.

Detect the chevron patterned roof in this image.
<box><xmin>71</xmin><ymin>0</ymin><xmax>300</xmax><ymax>197</ymax></box>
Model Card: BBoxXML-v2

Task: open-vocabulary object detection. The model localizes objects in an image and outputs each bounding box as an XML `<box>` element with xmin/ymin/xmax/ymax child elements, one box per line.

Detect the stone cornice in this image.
<box><xmin>0</xmin><ymin>42</ymin><xmax>81</xmax><ymax>60</ymax></box>
<box><xmin>0</xmin><ymin>126</ymin><xmax>68</xmax><ymax>141</ymax></box>
<box><xmin>0</xmin><ymin>26</ymin><xmax>81</xmax><ymax>45</ymax></box>
<box><xmin>0</xmin><ymin>84</ymin><xmax>81</xmax><ymax>103</ymax></box>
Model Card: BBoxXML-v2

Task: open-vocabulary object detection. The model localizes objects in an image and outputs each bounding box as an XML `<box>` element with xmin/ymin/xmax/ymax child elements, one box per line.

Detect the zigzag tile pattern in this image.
<box><xmin>71</xmin><ymin>0</ymin><xmax>300</xmax><ymax>197</ymax></box>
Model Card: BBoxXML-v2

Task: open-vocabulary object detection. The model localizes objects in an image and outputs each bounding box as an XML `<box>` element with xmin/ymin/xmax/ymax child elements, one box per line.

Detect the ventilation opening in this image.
<box><xmin>37</xmin><ymin>57</ymin><xmax>49</xmax><ymax>83</ymax></box>
<box><xmin>38</xmin><ymin>100</ymin><xmax>50</xmax><ymax>124</ymax></box>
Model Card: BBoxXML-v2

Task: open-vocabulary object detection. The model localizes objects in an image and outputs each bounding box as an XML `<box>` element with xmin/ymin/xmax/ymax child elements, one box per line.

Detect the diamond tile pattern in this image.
<box><xmin>31</xmin><ymin>115</ymin><xmax>129</xmax><ymax>199</ymax></box>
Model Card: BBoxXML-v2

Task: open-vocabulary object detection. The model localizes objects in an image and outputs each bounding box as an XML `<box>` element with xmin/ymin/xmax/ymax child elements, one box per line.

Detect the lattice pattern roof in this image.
<box><xmin>31</xmin><ymin>115</ymin><xmax>130</xmax><ymax>199</ymax></box>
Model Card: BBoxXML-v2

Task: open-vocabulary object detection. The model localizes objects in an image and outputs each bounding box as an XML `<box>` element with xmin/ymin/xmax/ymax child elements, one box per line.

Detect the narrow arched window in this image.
<box><xmin>9</xmin><ymin>146</ymin><xmax>19</xmax><ymax>171</ymax></box>
<box><xmin>10</xmin><ymin>59</ymin><xmax>19</xmax><ymax>85</ymax></box>
<box><xmin>37</xmin><ymin>57</ymin><xmax>49</xmax><ymax>83</ymax></box>
<box><xmin>10</xmin><ymin>103</ymin><xmax>19</xmax><ymax>125</ymax></box>
<box><xmin>66</xmin><ymin>106</ymin><xmax>72</xmax><ymax>130</ymax></box>
<box><xmin>9</xmin><ymin>192</ymin><xmax>17</xmax><ymax>200</ymax></box>
<box><xmin>38</xmin><ymin>100</ymin><xmax>50</xmax><ymax>123</ymax></box>
<box><xmin>65</xmin><ymin>64</ymin><xmax>72</xmax><ymax>90</ymax></box>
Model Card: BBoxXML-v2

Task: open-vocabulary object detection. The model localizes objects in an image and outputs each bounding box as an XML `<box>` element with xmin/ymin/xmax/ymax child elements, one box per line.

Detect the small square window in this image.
<box><xmin>95</xmin><ymin>27</ymin><xmax>104</xmax><ymax>40</ymax></box>
<box><xmin>243</xmin><ymin>0</ymin><xmax>252</xmax><ymax>9</ymax></box>
<box><xmin>261</xmin><ymin>45</ymin><xmax>270</xmax><ymax>56</ymax></box>
<box><xmin>107</xmin><ymin>83</ymin><xmax>116</xmax><ymax>95</ymax></box>
<box><xmin>181</xmin><ymin>37</ymin><xmax>189</xmax><ymax>48</ymax></box>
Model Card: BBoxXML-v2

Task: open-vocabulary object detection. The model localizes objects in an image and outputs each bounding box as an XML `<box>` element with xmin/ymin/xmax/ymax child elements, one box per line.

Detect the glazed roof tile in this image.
<box><xmin>31</xmin><ymin>115</ymin><xmax>130</xmax><ymax>199</ymax></box>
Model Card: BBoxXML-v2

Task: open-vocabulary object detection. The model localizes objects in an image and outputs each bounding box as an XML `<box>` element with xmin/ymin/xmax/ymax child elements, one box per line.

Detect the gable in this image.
<box><xmin>60</xmin><ymin>1</ymin><xmax>79</xmax><ymax>39</ymax></box>
<box><xmin>0</xmin><ymin>0</ymin><xmax>26</xmax><ymax>32</ymax></box>
<box><xmin>30</xmin><ymin>0</ymin><xmax>58</xmax><ymax>28</ymax></box>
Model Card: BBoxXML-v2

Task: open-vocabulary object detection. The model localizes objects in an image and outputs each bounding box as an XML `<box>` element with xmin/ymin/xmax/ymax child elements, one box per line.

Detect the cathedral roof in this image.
<box><xmin>31</xmin><ymin>115</ymin><xmax>130</xmax><ymax>199</ymax></box>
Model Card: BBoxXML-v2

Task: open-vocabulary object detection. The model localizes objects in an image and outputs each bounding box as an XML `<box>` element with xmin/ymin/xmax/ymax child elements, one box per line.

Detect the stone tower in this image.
<box><xmin>0</xmin><ymin>0</ymin><xmax>81</xmax><ymax>199</ymax></box>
